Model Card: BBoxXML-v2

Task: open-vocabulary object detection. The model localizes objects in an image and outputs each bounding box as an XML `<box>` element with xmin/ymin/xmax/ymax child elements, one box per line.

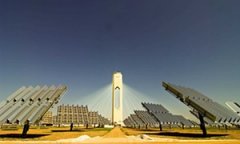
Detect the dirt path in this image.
<box><xmin>103</xmin><ymin>126</ymin><xmax>126</xmax><ymax>138</ymax></box>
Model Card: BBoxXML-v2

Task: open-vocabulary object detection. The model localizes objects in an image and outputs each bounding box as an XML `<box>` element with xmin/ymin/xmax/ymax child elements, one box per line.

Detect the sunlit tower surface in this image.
<box><xmin>112</xmin><ymin>72</ymin><xmax>123</xmax><ymax>125</ymax></box>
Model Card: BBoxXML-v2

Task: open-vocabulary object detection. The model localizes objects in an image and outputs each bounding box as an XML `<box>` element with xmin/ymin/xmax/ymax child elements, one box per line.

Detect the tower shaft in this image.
<box><xmin>112</xmin><ymin>72</ymin><xmax>123</xmax><ymax>125</ymax></box>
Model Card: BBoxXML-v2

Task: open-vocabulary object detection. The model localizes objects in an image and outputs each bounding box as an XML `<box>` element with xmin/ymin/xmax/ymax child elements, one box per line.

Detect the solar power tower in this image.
<box><xmin>0</xmin><ymin>85</ymin><xmax>67</xmax><ymax>125</ymax></box>
<box><xmin>162</xmin><ymin>82</ymin><xmax>240</xmax><ymax>136</ymax></box>
<box><xmin>112</xmin><ymin>71</ymin><xmax>123</xmax><ymax>125</ymax></box>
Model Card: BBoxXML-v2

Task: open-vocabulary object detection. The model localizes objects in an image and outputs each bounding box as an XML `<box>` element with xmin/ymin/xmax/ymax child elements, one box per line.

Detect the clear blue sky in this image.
<box><xmin>0</xmin><ymin>0</ymin><xmax>240</xmax><ymax>119</ymax></box>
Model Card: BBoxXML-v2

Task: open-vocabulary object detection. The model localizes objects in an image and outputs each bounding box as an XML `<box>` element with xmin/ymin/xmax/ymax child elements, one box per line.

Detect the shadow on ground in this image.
<box><xmin>145</xmin><ymin>132</ymin><xmax>228</xmax><ymax>138</ymax></box>
<box><xmin>0</xmin><ymin>134</ymin><xmax>49</xmax><ymax>139</ymax></box>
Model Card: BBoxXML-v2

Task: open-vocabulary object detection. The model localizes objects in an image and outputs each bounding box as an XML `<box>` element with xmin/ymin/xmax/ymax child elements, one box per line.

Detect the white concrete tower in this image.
<box><xmin>112</xmin><ymin>71</ymin><xmax>123</xmax><ymax>125</ymax></box>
